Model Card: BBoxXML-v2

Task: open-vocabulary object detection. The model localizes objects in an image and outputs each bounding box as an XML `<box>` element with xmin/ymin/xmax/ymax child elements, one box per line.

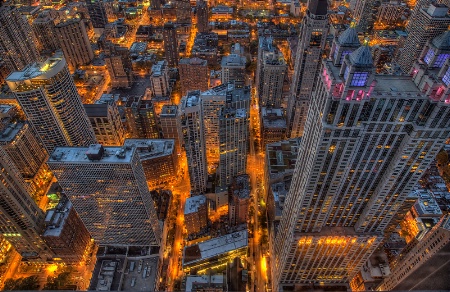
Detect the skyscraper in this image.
<box><xmin>84</xmin><ymin>102</ymin><xmax>126</xmax><ymax>146</ymax></box>
<box><xmin>273</xmin><ymin>39</ymin><xmax>450</xmax><ymax>290</ymax></box>
<box><xmin>176</xmin><ymin>0</ymin><xmax>191</xmax><ymax>24</ymax></box>
<box><xmin>56</xmin><ymin>18</ymin><xmax>95</xmax><ymax>72</ymax></box>
<box><xmin>6</xmin><ymin>55</ymin><xmax>97</xmax><ymax>153</ymax></box>
<box><xmin>123</xmin><ymin>96</ymin><xmax>159</xmax><ymax>139</ymax></box>
<box><xmin>32</xmin><ymin>10</ymin><xmax>60</xmax><ymax>52</ymax></box>
<box><xmin>218</xmin><ymin>107</ymin><xmax>249</xmax><ymax>188</ymax></box>
<box><xmin>196</xmin><ymin>0</ymin><xmax>209</xmax><ymax>33</ymax></box>
<box><xmin>48</xmin><ymin>144</ymin><xmax>161</xmax><ymax>246</ymax></box>
<box><xmin>397</xmin><ymin>3</ymin><xmax>450</xmax><ymax>73</ymax></box>
<box><xmin>86</xmin><ymin>0</ymin><xmax>108</xmax><ymax>29</ymax></box>
<box><xmin>160</xmin><ymin>105</ymin><xmax>181</xmax><ymax>154</ymax></box>
<box><xmin>150</xmin><ymin>60</ymin><xmax>171</xmax><ymax>97</ymax></box>
<box><xmin>352</xmin><ymin>0</ymin><xmax>375</xmax><ymax>32</ymax></box>
<box><xmin>256</xmin><ymin>36</ymin><xmax>287</xmax><ymax>108</ymax></box>
<box><xmin>163</xmin><ymin>22</ymin><xmax>179</xmax><ymax>67</ymax></box>
<box><xmin>287</xmin><ymin>0</ymin><xmax>328</xmax><ymax>138</ymax></box>
<box><xmin>179</xmin><ymin>91</ymin><xmax>208</xmax><ymax>193</ymax></box>
<box><xmin>0</xmin><ymin>148</ymin><xmax>53</xmax><ymax>261</ymax></box>
<box><xmin>104</xmin><ymin>41</ymin><xmax>133</xmax><ymax>88</ymax></box>
<box><xmin>221</xmin><ymin>46</ymin><xmax>246</xmax><ymax>89</ymax></box>
<box><xmin>179</xmin><ymin>57</ymin><xmax>209</xmax><ymax>96</ymax></box>
<box><xmin>0</xmin><ymin>3</ymin><xmax>39</xmax><ymax>74</ymax></box>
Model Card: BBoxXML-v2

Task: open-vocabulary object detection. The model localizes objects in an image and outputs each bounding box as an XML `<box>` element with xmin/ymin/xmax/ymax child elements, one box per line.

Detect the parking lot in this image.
<box><xmin>122</xmin><ymin>257</ymin><xmax>158</xmax><ymax>291</ymax></box>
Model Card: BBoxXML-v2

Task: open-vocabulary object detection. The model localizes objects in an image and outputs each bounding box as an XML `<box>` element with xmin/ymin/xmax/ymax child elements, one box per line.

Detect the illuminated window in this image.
<box><xmin>433</xmin><ymin>54</ymin><xmax>450</xmax><ymax>68</ymax></box>
<box><xmin>424</xmin><ymin>48</ymin><xmax>435</xmax><ymax>65</ymax></box>
<box><xmin>443</xmin><ymin>67</ymin><xmax>450</xmax><ymax>86</ymax></box>
<box><xmin>350</xmin><ymin>72</ymin><xmax>369</xmax><ymax>87</ymax></box>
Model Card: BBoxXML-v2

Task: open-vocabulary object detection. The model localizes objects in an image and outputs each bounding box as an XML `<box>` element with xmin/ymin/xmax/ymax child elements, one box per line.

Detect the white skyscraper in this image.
<box><xmin>287</xmin><ymin>0</ymin><xmax>329</xmax><ymax>138</ymax></box>
<box><xmin>179</xmin><ymin>91</ymin><xmax>208</xmax><ymax>193</ymax></box>
<box><xmin>273</xmin><ymin>36</ymin><xmax>450</xmax><ymax>290</ymax></box>
<box><xmin>47</xmin><ymin>144</ymin><xmax>161</xmax><ymax>246</ymax></box>
<box><xmin>6</xmin><ymin>55</ymin><xmax>97</xmax><ymax>153</ymax></box>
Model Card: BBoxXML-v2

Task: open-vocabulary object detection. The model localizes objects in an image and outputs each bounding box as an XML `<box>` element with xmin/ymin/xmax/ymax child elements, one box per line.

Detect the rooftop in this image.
<box><xmin>84</xmin><ymin>104</ymin><xmax>110</xmax><ymax>117</ymax></box>
<box><xmin>179</xmin><ymin>57</ymin><xmax>207</xmax><ymax>66</ymax></box>
<box><xmin>48</xmin><ymin>144</ymin><xmax>135</xmax><ymax>164</ymax></box>
<box><xmin>266</xmin><ymin>138</ymin><xmax>301</xmax><ymax>182</ymax></box>
<box><xmin>160</xmin><ymin>105</ymin><xmax>178</xmax><ymax>116</ymax></box>
<box><xmin>184</xmin><ymin>195</ymin><xmax>207</xmax><ymax>215</ymax></box>
<box><xmin>151</xmin><ymin>60</ymin><xmax>167</xmax><ymax>77</ymax></box>
<box><xmin>123</xmin><ymin>139</ymin><xmax>175</xmax><ymax>160</ymax></box>
<box><xmin>221</xmin><ymin>54</ymin><xmax>246</xmax><ymax>67</ymax></box>
<box><xmin>185</xmin><ymin>275</ymin><xmax>224</xmax><ymax>292</ymax></box>
<box><xmin>43</xmin><ymin>197</ymin><xmax>73</xmax><ymax>237</ymax></box>
<box><xmin>0</xmin><ymin>121</ymin><xmax>24</xmax><ymax>143</ymax></box>
<box><xmin>183</xmin><ymin>230</ymin><xmax>248</xmax><ymax>266</ymax></box>
<box><xmin>232</xmin><ymin>174</ymin><xmax>251</xmax><ymax>199</ymax></box>
<box><xmin>6</xmin><ymin>56</ymin><xmax>66</xmax><ymax>86</ymax></box>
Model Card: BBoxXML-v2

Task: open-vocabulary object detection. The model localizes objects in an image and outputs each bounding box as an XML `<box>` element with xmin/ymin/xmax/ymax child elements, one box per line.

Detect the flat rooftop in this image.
<box><xmin>160</xmin><ymin>105</ymin><xmax>177</xmax><ymax>116</ymax></box>
<box><xmin>183</xmin><ymin>230</ymin><xmax>248</xmax><ymax>266</ymax></box>
<box><xmin>266</xmin><ymin>138</ymin><xmax>301</xmax><ymax>181</ymax></box>
<box><xmin>123</xmin><ymin>139</ymin><xmax>175</xmax><ymax>160</ymax></box>
<box><xmin>185</xmin><ymin>275</ymin><xmax>224</xmax><ymax>292</ymax></box>
<box><xmin>0</xmin><ymin>121</ymin><xmax>24</xmax><ymax>143</ymax></box>
<box><xmin>6</xmin><ymin>56</ymin><xmax>66</xmax><ymax>85</ymax></box>
<box><xmin>184</xmin><ymin>195</ymin><xmax>207</xmax><ymax>215</ymax></box>
<box><xmin>48</xmin><ymin>144</ymin><xmax>135</xmax><ymax>164</ymax></box>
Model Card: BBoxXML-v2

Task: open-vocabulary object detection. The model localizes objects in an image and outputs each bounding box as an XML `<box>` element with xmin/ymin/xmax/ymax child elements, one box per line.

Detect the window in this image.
<box><xmin>433</xmin><ymin>54</ymin><xmax>450</xmax><ymax>68</ymax></box>
<box><xmin>424</xmin><ymin>48</ymin><xmax>435</xmax><ymax>65</ymax></box>
<box><xmin>350</xmin><ymin>72</ymin><xmax>369</xmax><ymax>87</ymax></box>
<box><xmin>340</xmin><ymin>51</ymin><xmax>352</xmax><ymax>64</ymax></box>
<box><xmin>442</xmin><ymin>66</ymin><xmax>450</xmax><ymax>86</ymax></box>
<box><xmin>310</xmin><ymin>31</ymin><xmax>322</xmax><ymax>46</ymax></box>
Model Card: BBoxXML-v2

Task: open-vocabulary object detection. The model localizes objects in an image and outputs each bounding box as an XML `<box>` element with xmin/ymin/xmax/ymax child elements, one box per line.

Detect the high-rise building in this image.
<box><xmin>201</xmin><ymin>83</ymin><xmax>250</xmax><ymax>168</ymax></box>
<box><xmin>228</xmin><ymin>174</ymin><xmax>250</xmax><ymax>226</ymax></box>
<box><xmin>273</xmin><ymin>39</ymin><xmax>450</xmax><ymax>290</ymax></box>
<box><xmin>160</xmin><ymin>105</ymin><xmax>181</xmax><ymax>154</ymax></box>
<box><xmin>163</xmin><ymin>22</ymin><xmax>179</xmax><ymax>67</ymax></box>
<box><xmin>179</xmin><ymin>57</ymin><xmax>209</xmax><ymax>96</ymax></box>
<box><xmin>376</xmin><ymin>0</ymin><xmax>407</xmax><ymax>27</ymax></box>
<box><xmin>221</xmin><ymin>46</ymin><xmax>246</xmax><ymax>88</ymax></box>
<box><xmin>42</xmin><ymin>196</ymin><xmax>91</xmax><ymax>264</ymax></box>
<box><xmin>123</xmin><ymin>96</ymin><xmax>159</xmax><ymax>139</ymax></box>
<box><xmin>6</xmin><ymin>55</ymin><xmax>97</xmax><ymax>154</ymax></box>
<box><xmin>104</xmin><ymin>41</ymin><xmax>133</xmax><ymax>88</ymax></box>
<box><xmin>48</xmin><ymin>144</ymin><xmax>162</xmax><ymax>246</ymax></box>
<box><xmin>196</xmin><ymin>0</ymin><xmax>209</xmax><ymax>33</ymax></box>
<box><xmin>287</xmin><ymin>0</ymin><xmax>328</xmax><ymax>138</ymax></box>
<box><xmin>84</xmin><ymin>102</ymin><xmax>125</xmax><ymax>146</ymax></box>
<box><xmin>179</xmin><ymin>91</ymin><xmax>208</xmax><ymax>193</ymax></box>
<box><xmin>397</xmin><ymin>3</ymin><xmax>450</xmax><ymax>73</ymax></box>
<box><xmin>256</xmin><ymin>37</ymin><xmax>287</xmax><ymax>108</ymax></box>
<box><xmin>150</xmin><ymin>60</ymin><xmax>170</xmax><ymax>97</ymax></box>
<box><xmin>406</xmin><ymin>0</ymin><xmax>433</xmax><ymax>31</ymax></box>
<box><xmin>352</xmin><ymin>0</ymin><xmax>375</xmax><ymax>32</ymax></box>
<box><xmin>176</xmin><ymin>0</ymin><xmax>191</xmax><ymax>24</ymax></box>
<box><xmin>261</xmin><ymin>107</ymin><xmax>287</xmax><ymax>146</ymax></box>
<box><xmin>184</xmin><ymin>195</ymin><xmax>208</xmax><ymax>235</ymax></box>
<box><xmin>56</xmin><ymin>18</ymin><xmax>94</xmax><ymax>73</ymax></box>
<box><xmin>0</xmin><ymin>148</ymin><xmax>53</xmax><ymax>261</ymax></box>
<box><xmin>32</xmin><ymin>10</ymin><xmax>60</xmax><ymax>52</ymax></box>
<box><xmin>218</xmin><ymin>107</ymin><xmax>249</xmax><ymax>188</ymax></box>
<box><xmin>0</xmin><ymin>4</ymin><xmax>39</xmax><ymax>74</ymax></box>
<box><xmin>86</xmin><ymin>0</ymin><xmax>108</xmax><ymax>29</ymax></box>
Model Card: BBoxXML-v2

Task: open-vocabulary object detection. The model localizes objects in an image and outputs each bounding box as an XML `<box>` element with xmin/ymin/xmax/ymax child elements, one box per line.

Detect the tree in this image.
<box><xmin>436</xmin><ymin>150</ymin><xmax>449</xmax><ymax>166</ymax></box>
<box><xmin>44</xmin><ymin>272</ymin><xmax>72</xmax><ymax>290</ymax></box>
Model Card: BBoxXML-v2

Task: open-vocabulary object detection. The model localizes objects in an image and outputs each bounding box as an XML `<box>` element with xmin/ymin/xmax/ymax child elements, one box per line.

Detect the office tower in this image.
<box><xmin>0</xmin><ymin>4</ymin><xmax>39</xmax><ymax>74</ymax></box>
<box><xmin>218</xmin><ymin>107</ymin><xmax>249</xmax><ymax>188</ymax></box>
<box><xmin>0</xmin><ymin>120</ymin><xmax>51</xmax><ymax>194</ymax></box>
<box><xmin>201</xmin><ymin>84</ymin><xmax>250</xmax><ymax>168</ymax></box>
<box><xmin>124</xmin><ymin>96</ymin><xmax>159</xmax><ymax>139</ymax></box>
<box><xmin>150</xmin><ymin>60</ymin><xmax>170</xmax><ymax>97</ymax></box>
<box><xmin>123</xmin><ymin>139</ymin><xmax>178</xmax><ymax>188</ymax></box>
<box><xmin>179</xmin><ymin>91</ymin><xmax>208</xmax><ymax>193</ymax></box>
<box><xmin>228</xmin><ymin>174</ymin><xmax>250</xmax><ymax>227</ymax></box>
<box><xmin>184</xmin><ymin>195</ymin><xmax>208</xmax><ymax>235</ymax></box>
<box><xmin>56</xmin><ymin>18</ymin><xmax>94</xmax><ymax>73</ymax></box>
<box><xmin>287</xmin><ymin>0</ymin><xmax>328</xmax><ymax>138</ymax></box>
<box><xmin>352</xmin><ymin>0</ymin><xmax>375</xmax><ymax>32</ymax></box>
<box><xmin>42</xmin><ymin>196</ymin><xmax>91</xmax><ymax>264</ymax></box>
<box><xmin>376</xmin><ymin>0</ymin><xmax>407</xmax><ymax>27</ymax></box>
<box><xmin>6</xmin><ymin>56</ymin><xmax>97</xmax><ymax>154</ymax></box>
<box><xmin>163</xmin><ymin>22</ymin><xmax>179</xmax><ymax>67</ymax></box>
<box><xmin>176</xmin><ymin>0</ymin><xmax>191</xmax><ymax>24</ymax></box>
<box><xmin>86</xmin><ymin>0</ymin><xmax>108</xmax><ymax>29</ymax></box>
<box><xmin>160</xmin><ymin>105</ymin><xmax>181</xmax><ymax>153</ymax></box>
<box><xmin>179</xmin><ymin>57</ymin><xmax>209</xmax><ymax>96</ymax></box>
<box><xmin>196</xmin><ymin>0</ymin><xmax>209</xmax><ymax>33</ymax></box>
<box><xmin>377</xmin><ymin>216</ymin><xmax>450</xmax><ymax>290</ymax></box>
<box><xmin>397</xmin><ymin>3</ymin><xmax>450</xmax><ymax>73</ymax></box>
<box><xmin>413</xmin><ymin>30</ymin><xmax>450</xmax><ymax>72</ymax></box>
<box><xmin>256</xmin><ymin>37</ymin><xmax>287</xmax><ymax>108</ymax></box>
<box><xmin>406</xmin><ymin>0</ymin><xmax>433</xmax><ymax>31</ymax></box>
<box><xmin>84</xmin><ymin>103</ymin><xmax>125</xmax><ymax>146</ymax></box>
<box><xmin>48</xmin><ymin>144</ymin><xmax>161</xmax><ymax>246</ymax></box>
<box><xmin>104</xmin><ymin>41</ymin><xmax>133</xmax><ymax>88</ymax></box>
<box><xmin>273</xmin><ymin>37</ymin><xmax>450</xmax><ymax>290</ymax></box>
<box><xmin>32</xmin><ymin>10</ymin><xmax>60</xmax><ymax>52</ymax></box>
<box><xmin>221</xmin><ymin>47</ymin><xmax>246</xmax><ymax>88</ymax></box>
<box><xmin>261</xmin><ymin>107</ymin><xmax>287</xmax><ymax>146</ymax></box>
<box><xmin>0</xmin><ymin>148</ymin><xmax>53</xmax><ymax>261</ymax></box>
